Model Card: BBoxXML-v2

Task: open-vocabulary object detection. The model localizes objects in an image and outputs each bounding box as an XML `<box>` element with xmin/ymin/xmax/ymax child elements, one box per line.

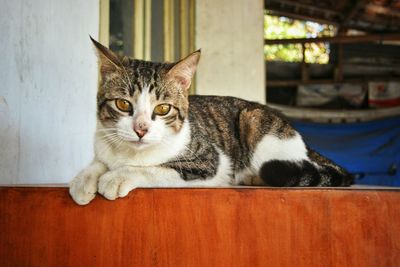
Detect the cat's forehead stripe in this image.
<box><xmin>126</xmin><ymin>61</ymin><xmax>163</xmax><ymax>95</ymax></box>
<box><xmin>142</xmin><ymin>83</ymin><xmax>150</xmax><ymax>93</ymax></box>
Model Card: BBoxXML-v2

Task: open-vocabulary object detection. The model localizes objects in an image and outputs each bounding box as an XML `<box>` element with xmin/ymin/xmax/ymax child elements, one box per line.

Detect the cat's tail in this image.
<box><xmin>259</xmin><ymin>148</ymin><xmax>354</xmax><ymax>187</ymax></box>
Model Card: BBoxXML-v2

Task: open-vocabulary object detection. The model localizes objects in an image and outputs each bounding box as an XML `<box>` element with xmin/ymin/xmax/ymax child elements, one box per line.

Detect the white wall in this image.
<box><xmin>0</xmin><ymin>0</ymin><xmax>100</xmax><ymax>184</ymax></box>
<box><xmin>195</xmin><ymin>0</ymin><xmax>265</xmax><ymax>103</ymax></box>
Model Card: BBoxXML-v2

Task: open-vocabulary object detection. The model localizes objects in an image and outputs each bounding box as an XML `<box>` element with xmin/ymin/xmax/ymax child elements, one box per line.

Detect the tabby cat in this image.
<box><xmin>69</xmin><ymin>37</ymin><xmax>353</xmax><ymax>205</ymax></box>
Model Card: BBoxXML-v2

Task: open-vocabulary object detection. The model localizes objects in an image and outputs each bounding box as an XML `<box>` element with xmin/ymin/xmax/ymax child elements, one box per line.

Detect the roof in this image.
<box><xmin>265</xmin><ymin>0</ymin><xmax>400</xmax><ymax>33</ymax></box>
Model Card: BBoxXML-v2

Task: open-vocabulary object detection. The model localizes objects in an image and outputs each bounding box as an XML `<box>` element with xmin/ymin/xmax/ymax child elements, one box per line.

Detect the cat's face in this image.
<box><xmin>91</xmin><ymin>37</ymin><xmax>200</xmax><ymax>150</ymax></box>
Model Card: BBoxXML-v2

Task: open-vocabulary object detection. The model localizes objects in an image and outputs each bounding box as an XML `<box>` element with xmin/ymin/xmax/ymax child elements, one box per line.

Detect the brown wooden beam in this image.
<box><xmin>358</xmin><ymin>13</ymin><xmax>400</xmax><ymax>28</ymax></box>
<box><xmin>366</xmin><ymin>3</ymin><xmax>400</xmax><ymax>18</ymax></box>
<box><xmin>1</xmin><ymin>187</ymin><xmax>400</xmax><ymax>266</ymax></box>
<box><xmin>267</xmin><ymin>77</ymin><xmax>400</xmax><ymax>87</ymax></box>
<box><xmin>340</xmin><ymin>0</ymin><xmax>368</xmax><ymax>29</ymax></box>
<box><xmin>266</xmin><ymin>8</ymin><xmax>339</xmax><ymax>26</ymax></box>
<box><xmin>267</xmin><ymin>0</ymin><xmax>340</xmax><ymax>17</ymax></box>
<box><xmin>267</xmin><ymin>79</ymin><xmax>357</xmax><ymax>87</ymax></box>
<box><xmin>265</xmin><ymin>33</ymin><xmax>400</xmax><ymax>45</ymax></box>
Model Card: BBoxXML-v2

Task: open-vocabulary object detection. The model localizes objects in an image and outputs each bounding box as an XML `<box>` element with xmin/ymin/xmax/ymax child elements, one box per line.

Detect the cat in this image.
<box><xmin>69</xmin><ymin>37</ymin><xmax>353</xmax><ymax>205</ymax></box>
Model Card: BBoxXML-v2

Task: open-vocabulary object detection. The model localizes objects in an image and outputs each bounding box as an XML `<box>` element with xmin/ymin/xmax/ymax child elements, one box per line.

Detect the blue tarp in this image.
<box><xmin>293</xmin><ymin>116</ymin><xmax>400</xmax><ymax>186</ymax></box>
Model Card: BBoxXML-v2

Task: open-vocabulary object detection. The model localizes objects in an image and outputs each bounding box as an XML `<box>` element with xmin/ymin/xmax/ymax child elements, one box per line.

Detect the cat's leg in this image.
<box><xmin>98</xmin><ymin>166</ymin><xmax>232</xmax><ymax>200</ymax></box>
<box><xmin>237</xmin><ymin>107</ymin><xmax>351</xmax><ymax>187</ymax></box>
<box><xmin>69</xmin><ymin>160</ymin><xmax>108</xmax><ymax>205</ymax></box>
<box><xmin>236</xmin><ymin>108</ymin><xmax>311</xmax><ymax>186</ymax></box>
<box><xmin>98</xmin><ymin>150</ymin><xmax>233</xmax><ymax>200</ymax></box>
<box><xmin>249</xmin><ymin>132</ymin><xmax>352</xmax><ymax>186</ymax></box>
<box><xmin>253</xmin><ymin>132</ymin><xmax>310</xmax><ymax>186</ymax></box>
<box><xmin>97</xmin><ymin>166</ymin><xmax>185</xmax><ymax>200</ymax></box>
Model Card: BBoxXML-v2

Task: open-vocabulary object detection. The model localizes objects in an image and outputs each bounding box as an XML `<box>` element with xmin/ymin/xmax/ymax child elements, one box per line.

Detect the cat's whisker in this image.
<box><xmin>96</xmin><ymin>128</ymin><xmax>119</xmax><ymax>134</ymax></box>
<box><xmin>96</xmin><ymin>127</ymin><xmax>119</xmax><ymax>131</ymax></box>
<box><xmin>116</xmin><ymin>132</ymin><xmax>137</xmax><ymax>141</ymax></box>
<box><xmin>112</xmin><ymin>137</ymin><xmax>125</xmax><ymax>152</ymax></box>
<box><xmin>116</xmin><ymin>128</ymin><xmax>135</xmax><ymax>136</ymax></box>
<box><xmin>98</xmin><ymin>128</ymin><xmax>137</xmax><ymax>141</ymax></box>
<box><xmin>95</xmin><ymin>139</ymin><xmax>118</xmax><ymax>157</ymax></box>
<box><xmin>97</xmin><ymin>139</ymin><xmax>122</xmax><ymax>153</ymax></box>
<box><xmin>99</xmin><ymin>131</ymin><xmax>118</xmax><ymax>136</ymax></box>
<box><xmin>100</xmin><ymin>132</ymin><xmax>121</xmax><ymax>145</ymax></box>
<box><xmin>99</xmin><ymin>133</ymin><xmax>120</xmax><ymax>141</ymax></box>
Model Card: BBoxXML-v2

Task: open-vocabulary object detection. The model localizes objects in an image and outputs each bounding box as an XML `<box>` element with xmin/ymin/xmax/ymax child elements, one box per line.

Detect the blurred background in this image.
<box><xmin>0</xmin><ymin>0</ymin><xmax>399</xmax><ymax>185</ymax></box>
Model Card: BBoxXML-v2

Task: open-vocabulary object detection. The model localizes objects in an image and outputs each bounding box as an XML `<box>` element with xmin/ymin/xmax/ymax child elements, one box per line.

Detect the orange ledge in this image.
<box><xmin>1</xmin><ymin>187</ymin><xmax>399</xmax><ymax>267</ymax></box>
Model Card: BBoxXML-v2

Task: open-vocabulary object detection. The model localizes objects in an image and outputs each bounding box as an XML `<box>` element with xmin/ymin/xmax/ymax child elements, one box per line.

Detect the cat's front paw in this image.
<box><xmin>69</xmin><ymin>173</ymin><xmax>99</xmax><ymax>205</ymax></box>
<box><xmin>98</xmin><ymin>171</ymin><xmax>138</xmax><ymax>200</ymax></box>
<box><xmin>69</xmin><ymin>161</ymin><xmax>107</xmax><ymax>205</ymax></box>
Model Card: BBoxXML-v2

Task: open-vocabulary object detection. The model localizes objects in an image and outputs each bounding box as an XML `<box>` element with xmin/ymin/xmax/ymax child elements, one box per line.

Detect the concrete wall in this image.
<box><xmin>0</xmin><ymin>0</ymin><xmax>99</xmax><ymax>184</ymax></box>
<box><xmin>195</xmin><ymin>0</ymin><xmax>265</xmax><ymax>103</ymax></box>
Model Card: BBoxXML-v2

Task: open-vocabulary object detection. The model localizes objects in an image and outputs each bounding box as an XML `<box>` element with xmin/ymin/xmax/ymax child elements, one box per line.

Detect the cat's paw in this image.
<box><xmin>69</xmin><ymin>161</ymin><xmax>107</xmax><ymax>205</ymax></box>
<box><xmin>98</xmin><ymin>171</ymin><xmax>138</xmax><ymax>200</ymax></box>
<box><xmin>69</xmin><ymin>172</ymin><xmax>99</xmax><ymax>205</ymax></box>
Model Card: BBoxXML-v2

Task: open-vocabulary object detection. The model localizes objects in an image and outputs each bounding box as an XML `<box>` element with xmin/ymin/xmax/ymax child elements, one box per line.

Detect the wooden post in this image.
<box><xmin>301</xmin><ymin>43</ymin><xmax>309</xmax><ymax>83</ymax></box>
<box><xmin>334</xmin><ymin>43</ymin><xmax>344</xmax><ymax>82</ymax></box>
<box><xmin>188</xmin><ymin>0</ymin><xmax>196</xmax><ymax>94</ymax></box>
<box><xmin>164</xmin><ymin>0</ymin><xmax>175</xmax><ymax>61</ymax></box>
<box><xmin>133</xmin><ymin>0</ymin><xmax>144</xmax><ymax>59</ymax></box>
<box><xmin>180</xmin><ymin>0</ymin><xmax>189</xmax><ymax>58</ymax></box>
<box><xmin>334</xmin><ymin>28</ymin><xmax>346</xmax><ymax>83</ymax></box>
<box><xmin>99</xmin><ymin>0</ymin><xmax>110</xmax><ymax>46</ymax></box>
<box><xmin>144</xmin><ymin>0</ymin><xmax>152</xmax><ymax>61</ymax></box>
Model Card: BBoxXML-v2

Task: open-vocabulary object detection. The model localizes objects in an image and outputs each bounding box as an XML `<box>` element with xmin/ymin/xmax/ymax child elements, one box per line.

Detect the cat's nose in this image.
<box><xmin>134</xmin><ymin>122</ymin><xmax>148</xmax><ymax>138</ymax></box>
<box><xmin>135</xmin><ymin>129</ymin><xmax>147</xmax><ymax>138</ymax></box>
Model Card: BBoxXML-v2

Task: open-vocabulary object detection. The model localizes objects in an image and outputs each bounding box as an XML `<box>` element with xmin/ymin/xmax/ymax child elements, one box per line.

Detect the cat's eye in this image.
<box><xmin>115</xmin><ymin>99</ymin><xmax>132</xmax><ymax>112</ymax></box>
<box><xmin>153</xmin><ymin>104</ymin><xmax>171</xmax><ymax>116</ymax></box>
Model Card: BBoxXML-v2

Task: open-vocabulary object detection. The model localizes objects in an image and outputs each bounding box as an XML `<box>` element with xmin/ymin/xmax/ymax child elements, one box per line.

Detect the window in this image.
<box><xmin>264</xmin><ymin>12</ymin><xmax>336</xmax><ymax>64</ymax></box>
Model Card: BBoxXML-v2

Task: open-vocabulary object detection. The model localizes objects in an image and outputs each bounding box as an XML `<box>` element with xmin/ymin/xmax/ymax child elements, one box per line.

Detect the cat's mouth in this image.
<box><xmin>130</xmin><ymin>140</ymin><xmax>145</xmax><ymax>144</ymax></box>
<box><xmin>117</xmin><ymin>133</ymin><xmax>158</xmax><ymax>149</ymax></box>
<box><xmin>117</xmin><ymin>134</ymin><xmax>148</xmax><ymax>145</ymax></box>
<box><xmin>128</xmin><ymin>139</ymin><xmax>151</xmax><ymax>148</ymax></box>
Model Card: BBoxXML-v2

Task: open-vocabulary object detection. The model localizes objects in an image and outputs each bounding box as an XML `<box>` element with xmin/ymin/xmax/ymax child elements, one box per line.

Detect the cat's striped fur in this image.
<box><xmin>69</xmin><ymin>38</ymin><xmax>353</xmax><ymax>205</ymax></box>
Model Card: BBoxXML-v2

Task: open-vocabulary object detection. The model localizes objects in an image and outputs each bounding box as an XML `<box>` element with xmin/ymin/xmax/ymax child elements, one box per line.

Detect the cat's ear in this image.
<box><xmin>167</xmin><ymin>50</ymin><xmax>201</xmax><ymax>91</ymax></box>
<box><xmin>90</xmin><ymin>36</ymin><xmax>122</xmax><ymax>78</ymax></box>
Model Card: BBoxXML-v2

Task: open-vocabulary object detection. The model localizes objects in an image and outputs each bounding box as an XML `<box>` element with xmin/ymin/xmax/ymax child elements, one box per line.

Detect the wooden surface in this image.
<box><xmin>0</xmin><ymin>187</ymin><xmax>399</xmax><ymax>267</ymax></box>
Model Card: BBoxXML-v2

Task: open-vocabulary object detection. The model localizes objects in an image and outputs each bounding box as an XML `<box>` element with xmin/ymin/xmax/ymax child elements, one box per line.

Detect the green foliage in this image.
<box><xmin>264</xmin><ymin>13</ymin><xmax>336</xmax><ymax>64</ymax></box>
